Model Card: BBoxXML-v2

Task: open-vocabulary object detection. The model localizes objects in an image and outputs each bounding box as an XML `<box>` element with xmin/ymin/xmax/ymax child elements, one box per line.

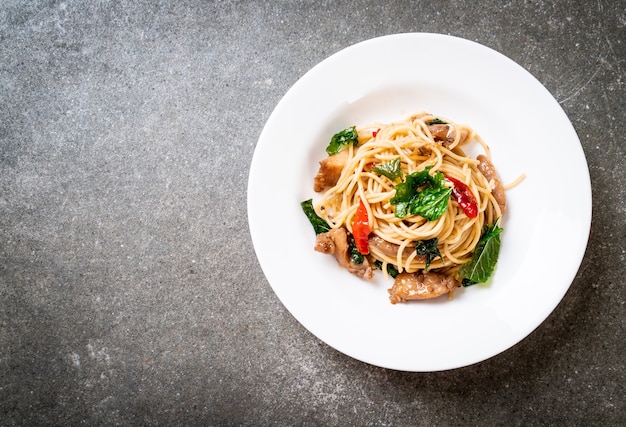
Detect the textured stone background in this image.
<box><xmin>1</xmin><ymin>1</ymin><xmax>624</xmax><ymax>425</ymax></box>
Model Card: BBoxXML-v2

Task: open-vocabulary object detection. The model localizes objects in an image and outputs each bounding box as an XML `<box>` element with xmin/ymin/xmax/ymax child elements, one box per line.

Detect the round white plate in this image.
<box><xmin>247</xmin><ymin>33</ymin><xmax>591</xmax><ymax>372</ymax></box>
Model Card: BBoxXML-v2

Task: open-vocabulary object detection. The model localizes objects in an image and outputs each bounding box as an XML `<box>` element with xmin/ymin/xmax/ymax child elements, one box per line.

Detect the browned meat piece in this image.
<box><xmin>368</xmin><ymin>235</ymin><xmax>424</xmax><ymax>261</ymax></box>
<box><xmin>428</xmin><ymin>124</ymin><xmax>450</xmax><ymax>141</ymax></box>
<box><xmin>477</xmin><ymin>154</ymin><xmax>507</xmax><ymax>215</ymax></box>
<box><xmin>428</xmin><ymin>124</ymin><xmax>470</xmax><ymax>147</ymax></box>
<box><xmin>313</xmin><ymin>150</ymin><xmax>349</xmax><ymax>192</ymax></box>
<box><xmin>314</xmin><ymin>232</ymin><xmax>336</xmax><ymax>254</ymax></box>
<box><xmin>388</xmin><ymin>271</ymin><xmax>459</xmax><ymax>304</ymax></box>
<box><xmin>314</xmin><ymin>227</ymin><xmax>374</xmax><ymax>279</ymax></box>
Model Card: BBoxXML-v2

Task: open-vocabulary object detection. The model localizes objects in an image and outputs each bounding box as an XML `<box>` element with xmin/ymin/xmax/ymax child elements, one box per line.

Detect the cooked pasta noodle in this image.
<box><xmin>312</xmin><ymin>112</ymin><xmax>505</xmax><ymax>281</ymax></box>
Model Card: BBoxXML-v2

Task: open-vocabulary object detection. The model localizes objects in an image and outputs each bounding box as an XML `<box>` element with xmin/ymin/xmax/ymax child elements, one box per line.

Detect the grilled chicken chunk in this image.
<box><xmin>313</xmin><ymin>149</ymin><xmax>349</xmax><ymax>193</ymax></box>
<box><xmin>428</xmin><ymin>123</ymin><xmax>470</xmax><ymax>147</ymax></box>
<box><xmin>388</xmin><ymin>271</ymin><xmax>459</xmax><ymax>304</ymax></box>
<box><xmin>314</xmin><ymin>227</ymin><xmax>374</xmax><ymax>280</ymax></box>
<box><xmin>477</xmin><ymin>154</ymin><xmax>506</xmax><ymax>215</ymax></box>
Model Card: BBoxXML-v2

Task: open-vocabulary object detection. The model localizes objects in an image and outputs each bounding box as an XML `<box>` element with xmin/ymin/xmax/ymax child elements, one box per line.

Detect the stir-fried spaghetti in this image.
<box><xmin>303</xmin><ymin>112</ymin><xmax>518</xmax><ymax>303</ymax></box>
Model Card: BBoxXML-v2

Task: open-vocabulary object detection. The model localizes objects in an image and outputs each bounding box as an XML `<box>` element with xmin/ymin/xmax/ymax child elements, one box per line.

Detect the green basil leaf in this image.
<box><xmin>390</xmin><ymin>181</ymin><xmax>414</xmax><ymax>205</ymax></box>
<box><xmin>372</xmin><ymin>157</ymin><xmax>403</xmax><ymax>181</ymax></box>
<box><xmin>415</xmin><ymin>238</ymin><xmax>442</xmax><ymax>270</ymax></box>
<box><xmin>462</xmin><ymin>278</ymin><xmax>478</xmax><ymax>287</ymax></box>
<box><xmin>326</xmin><ymin>126</ymin><xmax>358</xmax><ymax>155</ymax></box>
<box><xmin>431</xmin><ymin>170</ymin><xmax>445</xmax><ymax>188</ymax></box>
<box><xmin>406</xmin><ymin>166</ymin><xmax>436</xmax><ymax>189</ymax></box>
<box><xmin>426</xmin><ymin>118</ymin><xmax>447</xmax><ymax>125</ymax></box>
<box><xmin>374</xmin><ymin>260</ymin><xmax>399</xmax><ymax>278</ymax></box>
<box><xmin>408</xmin><ymin>187</ymin><xmax>451</xmax><ymax>221</ymax></box>
<box><xmin>348</xmin><ymin>233</ymin><xmax>364</xmax><ymax>264</ymax></box>
<box><xmin>390</xmin><ymin>166</ymin><xmax>433</xmax><ymax>205</ymax></box>
<box><xmin>391</xmin><ymin>166</ymin><xmax>450</xmax><ymax>220</ymax></box>
<box><xmin>300</xmin><ymin>199</ymin><xmax>330</xmax><ymax>235</ymax></box>
<box><xmin>458</xmin><ymin>220</ymin><xmax>503</xmax><ymax>286</ymax></box>
<box><xmin>393</xmin><ymin>201</ymin><xmax>410</xmax><ymax>218</ymax></box>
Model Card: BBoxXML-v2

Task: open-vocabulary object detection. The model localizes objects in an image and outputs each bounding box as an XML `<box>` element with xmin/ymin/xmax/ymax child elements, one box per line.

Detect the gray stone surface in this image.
<box><xmin>1</xmin><ymin>0</ymin><xmax>624</xmax><ymax>425</ymax></box>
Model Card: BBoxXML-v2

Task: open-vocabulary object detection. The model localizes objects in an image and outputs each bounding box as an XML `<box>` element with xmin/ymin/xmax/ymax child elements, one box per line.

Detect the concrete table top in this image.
<box><xmin>1</xmin><ymin>1</ymin><xmax>624</xmax><ymax>425</ymax></box>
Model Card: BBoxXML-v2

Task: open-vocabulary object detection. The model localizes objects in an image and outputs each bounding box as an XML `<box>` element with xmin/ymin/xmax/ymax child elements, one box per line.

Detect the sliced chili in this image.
<box><xmin>446</xmin><ymin>176</ymin><xmax>478</xmax><ymax>218</ymax></box>
<box><xmin>352</xmin><ymin>198</ymin><xmax>371</xmax><ymax>254</ymax></box>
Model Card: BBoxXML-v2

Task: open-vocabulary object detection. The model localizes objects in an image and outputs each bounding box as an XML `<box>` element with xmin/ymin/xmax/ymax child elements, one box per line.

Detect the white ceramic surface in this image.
<box><xmin>247</xmin><ymin>33</ymin><xmax>591</xmax><ymax>372</ymax></box>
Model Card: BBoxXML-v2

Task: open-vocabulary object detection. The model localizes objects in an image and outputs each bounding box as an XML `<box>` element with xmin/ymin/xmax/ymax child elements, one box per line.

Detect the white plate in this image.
<box><xmin>247</xmin><ymin>33</ymin><xmax>591</xmax><ymax>372</ymax></box>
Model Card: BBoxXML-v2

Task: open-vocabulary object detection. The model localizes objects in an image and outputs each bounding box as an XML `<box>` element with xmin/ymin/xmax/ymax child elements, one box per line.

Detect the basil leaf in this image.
<box><xmin>462</xmin><ymin>278</ymin><xmax>478</xmax><ymax>287</ymax></box>
<box><xmin>426</xmin><ymin>118</ymin><xmax>447</xmax><ymax>125</ymax></box>
<box><xmin>326</xmin><ymin>126</ymin><xmax>358</xmax><ymax>155</ymax></box>
<box><xmin>390</xmin><ymin>166</ymin><xmax>433</xmax><ymax>205</ymax></box>
<box><xmin>372</xmin><ymin>157</ymin><xmax>403</xmax><ymax>181</ymax></box>
<box><xmin>406</xmin><ymin>166</ymin><xmax>437</xmax><ymax>190</ymax></box>
<box><xmin>408</xmin><ymin>187</ymin><xmax>451</xmax><ymax>221</ymax></box>
<box><xmin>374</xmin><ymin>260</ymin><xmax>399</xmax><ymax>278</ymax></box>
<box><xmin>391</xmin><ymin>166</ymin><xmax>450</xmax><ymax>221</ymax></box>
<box><xmin>300</xmin><ymin>199</ymin><xmax>330</xmax><ymax>235</ymax></box>
<box><xmin>415</xmin><ymin>238</ymin><xmax>442</xmax><ymax>270</ymax></box>
<box><xmin>348</xmin><ymin>233</ymin><xmax>364</xmax><ymax>264</ymax></box>
<box><xmin>430</xmin><ymin>170</ymin><xmax>445</xmax><ymax>188</ymax></box>
<box><xmin>390</xmin><ymin>181</ymin><xmax>414</xmax><ymax>205</ymax></box>
<box><xmin>393</xmin><ymin>201</ymin><xmax>410</xmax><ymax>218</ymax></box>
<box><xmin>458</xmin><ymin>220</ymin><xmax>503</xmax><ymax>286</ymax></box>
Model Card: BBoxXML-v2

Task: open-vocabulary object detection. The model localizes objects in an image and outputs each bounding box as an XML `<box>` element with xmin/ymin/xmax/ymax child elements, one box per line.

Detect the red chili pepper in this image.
<box><xmin>372</xmin><ymin>129</ymin><xmax>380</xmax><ymax>137</ymax></box>
<box><xmin>352</xmin><ymin>198</ymin><xmax>371</xmax><ymax>254</ymax></box>
<box><xmin>446</xmin><ymin>176</ymin><xmax>478</xmax><ymax>218</ymax></box>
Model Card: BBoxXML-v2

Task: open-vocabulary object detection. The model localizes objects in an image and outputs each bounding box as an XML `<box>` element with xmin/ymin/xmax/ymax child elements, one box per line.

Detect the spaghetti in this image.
<box><xmin>304</xmin><ymin>112</ymin><xmax>516</xmax><ymax>303</ymax></box>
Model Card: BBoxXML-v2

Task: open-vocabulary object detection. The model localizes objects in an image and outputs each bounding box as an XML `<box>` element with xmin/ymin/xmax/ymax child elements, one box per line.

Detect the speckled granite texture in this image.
<box><xmin>1</xmin><ymin>1</ymin><xmax>624</xmax><ymax>425</ymax></box>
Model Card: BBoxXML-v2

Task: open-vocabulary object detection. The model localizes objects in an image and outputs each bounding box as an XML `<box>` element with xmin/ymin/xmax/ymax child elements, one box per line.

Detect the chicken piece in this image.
<box><xmin>314</xmin><ymin>227</ymin><xmax>374</xmax><ymax>280</ymax></box>
<box><xmin>428</xmin><ymin>124</ymin><xmax>470</xmax><ymax>147</ymax></box>
<box><xmin>477</xmin><ymin>154</ymin><xmax>507</xmax><ymax>215</ymax></box>
<box><xmin>368</xmin><ymin>235</ymin><xmax>424</xmax><ymax>261</ymax></box>
<box><xmin>313</xmin><ymin>149</ymin><xmax>349</xmax><ymax>192</ymax></box>
<box><xmin>388</xmin><ymin>271</ymin><xmax>459</xmax><ymax>304</ymax></box>
<box><xmin>428</xmin><ymin>124</ymin><xmax>450</xmax><ymax>141</ymax></box>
